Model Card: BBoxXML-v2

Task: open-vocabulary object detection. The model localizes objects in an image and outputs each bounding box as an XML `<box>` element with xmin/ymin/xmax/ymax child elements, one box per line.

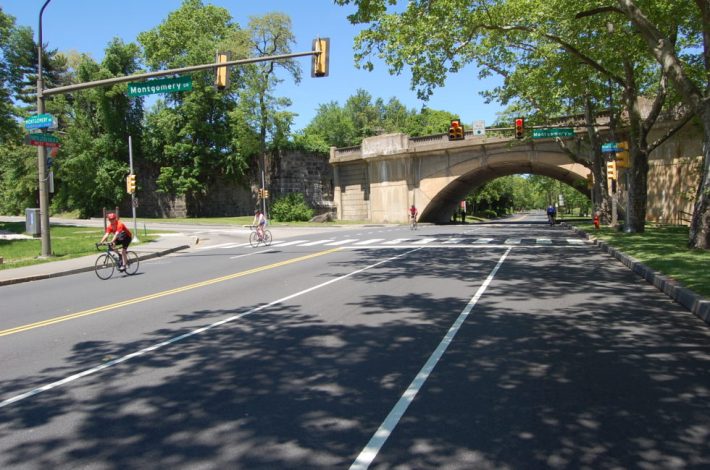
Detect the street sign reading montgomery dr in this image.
<box><xmin>24</xmin><ymin>113</ymin><xmax>57</xmax><ymax>130</ymax></box>
<box><xmin>532</xmin><ymin>128</ymin><xmax>575</xmax><ymax>139</ymax></box>
<box><xmin>127</xmin><ymin>76</ymin><xmax>193</xmax><ymax>97</ymax></box>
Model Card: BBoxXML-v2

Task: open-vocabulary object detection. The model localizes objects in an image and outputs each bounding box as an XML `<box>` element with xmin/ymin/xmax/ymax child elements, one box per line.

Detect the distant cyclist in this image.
<box><xmin>409</xmin><ymin>204</ymin><xmax>418</xmax><ymax>229</ymax></box>
<box><xmin>546</xmin><ymin>204</ymin><xmax>557</xmax><ymax>225</ymax></box>
<box><xmin>99</xmin><ymin>212</ymin><xmax>132</xmax><ymax>271</ymax></box>
<box><xmin>252</xmin><ymin>209</ymin><xmax>267</xmax><ymax>240</ymax></box>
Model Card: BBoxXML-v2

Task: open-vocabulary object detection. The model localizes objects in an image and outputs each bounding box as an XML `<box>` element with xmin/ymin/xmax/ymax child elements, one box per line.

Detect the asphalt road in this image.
<box><xmin>0</xmin><ymin>214</ymin><xmax>708</xmax><ymax>469</ymax></box>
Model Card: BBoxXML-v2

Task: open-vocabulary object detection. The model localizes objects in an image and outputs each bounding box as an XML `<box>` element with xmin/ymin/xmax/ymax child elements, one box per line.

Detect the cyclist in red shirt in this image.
<box><xmin>99</xmin><ymin>212</ymin><xmax>133</xmax><ymax>271</ymax></box>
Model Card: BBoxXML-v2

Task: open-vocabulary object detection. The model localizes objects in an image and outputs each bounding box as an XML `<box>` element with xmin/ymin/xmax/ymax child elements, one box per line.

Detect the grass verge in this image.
<box><xmin>571</xmin><ymin>223</ymin><xmax>710</xmax><ymax>298</ymax></box>
<box><xmin>0</xmin><ymin>221</ymin><xmax>158</xmax><ymax>270</ymax></box>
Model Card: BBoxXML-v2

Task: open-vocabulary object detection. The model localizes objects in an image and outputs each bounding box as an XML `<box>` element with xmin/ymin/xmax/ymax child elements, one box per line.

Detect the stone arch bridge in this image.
<box><xmin>328</xmin><ymin>117</ymin><xmax>700</xmax><ymax>225</ymax></box>
<box><xmin>330</xmin><ymin>132</ymin><xmax>591</xmax><ymax>224</ymax></box>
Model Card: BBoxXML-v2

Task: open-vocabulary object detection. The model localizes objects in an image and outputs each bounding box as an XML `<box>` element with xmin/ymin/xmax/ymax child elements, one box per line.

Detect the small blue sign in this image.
<box><xmin>25</xmin><ymin>113</ymin><xmax>57</xmax><ymax>130</ymax></box>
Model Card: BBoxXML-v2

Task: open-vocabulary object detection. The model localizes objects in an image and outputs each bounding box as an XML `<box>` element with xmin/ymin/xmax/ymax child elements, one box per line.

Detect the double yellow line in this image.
<box><xmin>0</xmin><ymin>247</ymin><xmax>341</xmax><ymax>338</ymax></box>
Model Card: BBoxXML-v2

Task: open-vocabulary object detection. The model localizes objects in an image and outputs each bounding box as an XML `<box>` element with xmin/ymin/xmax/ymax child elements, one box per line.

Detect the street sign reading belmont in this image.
<box><xmin>127</xmin><ymin>76</ymin><xmax>193</xmax><ymax>97</ymax></box>
<box><xmin>532</xmin><ymin>128</ymin><xmax>574</xmax><ymax>139</ymax></box>
<box><xmin>24</xmin><ymin>132</ymin><xmax>60</xmax><ymax>148</ymax></box>
<box><xmin>25</xmin><ymin>113</ymin><xmax>57</xmax><ymax>130</ymax></box>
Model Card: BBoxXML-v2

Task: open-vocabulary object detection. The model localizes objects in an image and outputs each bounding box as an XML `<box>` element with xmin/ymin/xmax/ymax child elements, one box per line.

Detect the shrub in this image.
<box><xmin>270</xmin><ymin>193</ymin><xmax>315</xmax><ymax>222</ymax></box>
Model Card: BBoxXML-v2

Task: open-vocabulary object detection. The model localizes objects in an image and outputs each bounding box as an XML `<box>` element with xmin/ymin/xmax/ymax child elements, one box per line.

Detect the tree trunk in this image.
<box><xmin>689</xmin><ymin>104</ymin><xmax>710</xmax><ymax>248</ymax></box>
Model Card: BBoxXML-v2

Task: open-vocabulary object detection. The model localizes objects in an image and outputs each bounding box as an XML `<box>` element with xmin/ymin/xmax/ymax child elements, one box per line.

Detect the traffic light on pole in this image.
<box><xmin>586</xmin><ymin>173</ymin><xmax>593</xmax><ymax>189</ymax></box>
<box><xmin>126</xmin><ymin>174</ymin><xmax>136</xmax><ymax>194</ymax></box>
<box><xmin>514</xmin><ymin>117</ymin><xmax>525</xmax><ymax>139</ymax></box>
<box><xmin>607</xmin><ymin>160</ymin><xmax>616</xmax><ymax>180</ymax></box>
<box><xmin>263</xmin><ymin>189</ymin><xmax>269</xmax><ymax>199</ymax></box>
<box><xmin>312</xmin><ymin>37</ymin><xmax>330</xmax><ymax>78</ymax></box>
<box><xmin>215</xmin><ymin>51</ymin><xmax>230</xmax><ymax>90</ymax></box>
<box><xmin>615</xmin><ymin>141</ymin><xmax>630</xmax><ymax>168</ymax></box>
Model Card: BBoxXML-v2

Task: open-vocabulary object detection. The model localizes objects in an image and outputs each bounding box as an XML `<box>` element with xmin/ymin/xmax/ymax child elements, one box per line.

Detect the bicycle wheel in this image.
<box><xmin>263</xmin><ymin>230</ymin><xmax>272</xmax><ymax>246</ymax></box>
<box><xmin>124</xmin><ymin>251</ymin><xmax>139</xmax><ymax>275</ymax></box>
<box><xmin>95</xmin><ymin>254</ymin><xmax>115</xmax><ymax>280</ymax></box>
<box><xmin>249</xmin><ymin>231</ymin><xmax>259</xmax><ymax>247</ymax></box>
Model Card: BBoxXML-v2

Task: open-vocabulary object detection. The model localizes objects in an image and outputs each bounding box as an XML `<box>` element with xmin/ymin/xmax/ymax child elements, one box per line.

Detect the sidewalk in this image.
<box><xmin>0</xmin><ymin>233</ymin><xmax>196</xmax><ymax>286</ymax></box>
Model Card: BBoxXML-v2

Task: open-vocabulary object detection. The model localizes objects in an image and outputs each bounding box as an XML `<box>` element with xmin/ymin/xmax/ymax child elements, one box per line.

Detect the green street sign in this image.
<box><xmin>532</xmin><ymin>128</ymin><xmax>575</xmax><ymax>139</ymax></box>
<box><xmin>24</xmin><ymin>132</ymin><xmax>60</xmax><ymax>148</ymax></box>
<box><xmin>127</xmin><ymin>76</ymin><xmax>193</xmax><ymax>97</ymax></box>
<box><xmin>25</xmin><ymin>113</ymin><xmax>57</xmax><ymax>130</ymax></box>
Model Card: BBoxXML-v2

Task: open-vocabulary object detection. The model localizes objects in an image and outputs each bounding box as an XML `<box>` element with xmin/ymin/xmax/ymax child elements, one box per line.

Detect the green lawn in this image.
<box><xmin>0</xmin><ymin>222</ymin><xmax>158</xmax><ymax>270</ymax></box>
<box><xmin>571</xmin><ymin>223</ymin><xmax>710</xmax><ymax>298</ymax></box>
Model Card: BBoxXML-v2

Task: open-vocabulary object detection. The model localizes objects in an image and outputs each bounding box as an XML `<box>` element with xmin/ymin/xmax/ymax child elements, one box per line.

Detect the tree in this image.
<box><xmin>335</xmin><ymin>0</ymin><xmax>692</xmax><ymax>235</ymax></box>
<box><xmin>0</xmin><ymin>7</ymin><xmax>21</xmax><ymax>144</ymax></box>
<box><xmin>138</xmin><ymin>0</ymin><xmax>242</xmax><ymax>213</ymax></box>
<box><xmin>608</xmin><ymin>0</ymin><xmax>709</xmax><ymax>247</ymax></box>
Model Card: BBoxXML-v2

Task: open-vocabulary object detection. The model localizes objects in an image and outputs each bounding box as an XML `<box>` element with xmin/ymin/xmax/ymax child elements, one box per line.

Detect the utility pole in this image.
<box><xmin>36</xmin><ymin>0</ymin><xmax>52</xmax><ymax>258</ymax></box>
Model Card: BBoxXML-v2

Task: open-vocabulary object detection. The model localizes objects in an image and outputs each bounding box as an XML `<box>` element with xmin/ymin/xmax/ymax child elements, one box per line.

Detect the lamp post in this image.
<box><xmin>36</xmin><ymin>0</ymin><xmax>53</xmax><ymax>257</ymax></box>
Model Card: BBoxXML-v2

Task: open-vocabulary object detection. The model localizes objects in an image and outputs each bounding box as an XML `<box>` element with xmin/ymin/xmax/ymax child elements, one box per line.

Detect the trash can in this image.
<box><xmin>25</xmin><ymin>208</ymin><xmax>41</xmax><ymax>237</ymax></box>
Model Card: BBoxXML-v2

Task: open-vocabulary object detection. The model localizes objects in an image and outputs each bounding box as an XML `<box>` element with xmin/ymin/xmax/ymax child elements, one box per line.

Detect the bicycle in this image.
<box><xmin>95</xmin><ymin>242</ymin><xmax>139</xmax><ymax>279</ymax></box>
<box><xmin>249</xmin><ymin>225</ymin><xmax>272</xmax><ymax>247</ymax></box>
<box><xmin>409</xmin><ymin>215</ymin><xmax>418</xmax><ymax>230</ymax></box>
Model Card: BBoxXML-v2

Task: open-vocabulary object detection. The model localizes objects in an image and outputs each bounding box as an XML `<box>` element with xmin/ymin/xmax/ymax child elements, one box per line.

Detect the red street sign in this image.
<box><xmin>27</xmin><ymin>139</ymin><xmax>61</xmax><ymax>148</ymax></box>
<box><xmin>24</xmin><ymin>133</ymin><xmax>61</xmax><ymax>148</ymax></box>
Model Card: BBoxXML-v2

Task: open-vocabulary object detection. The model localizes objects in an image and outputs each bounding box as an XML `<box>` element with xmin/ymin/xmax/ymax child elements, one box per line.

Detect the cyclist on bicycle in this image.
<box><xmin>252</xmin><ymin>209</ymin><xmax>267</xmax><ymax>240</ymax></box>
<box><xmin>409</xmin><ymin>204</ymin><xmax>418</xmax><ymax>224</ymax></box>
<box><xmin>99</xmin><ymin>212</ymin><xmax>132</xmax><ymax>271</ymax></box>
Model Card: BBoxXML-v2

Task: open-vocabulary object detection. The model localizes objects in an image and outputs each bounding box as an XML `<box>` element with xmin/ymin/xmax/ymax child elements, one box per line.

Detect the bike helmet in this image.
<box><xmin>107</xmin><ymin>212</ymin><xmax>117</xmax><ymax>221</ymax></box>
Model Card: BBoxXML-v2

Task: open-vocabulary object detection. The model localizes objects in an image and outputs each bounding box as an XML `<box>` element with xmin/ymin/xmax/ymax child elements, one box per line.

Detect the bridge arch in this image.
<box><xmin>420</xmin><ymin>160</ymin><xmax>591</xmax><ymax>223</ymax></box>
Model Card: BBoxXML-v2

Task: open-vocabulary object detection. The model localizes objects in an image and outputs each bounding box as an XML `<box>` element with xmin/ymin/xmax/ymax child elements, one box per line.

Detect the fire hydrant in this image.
<box><xmin>593</xmin><ymin>212</ymin><xmax>600</xmax><ymax>230</ymax></box>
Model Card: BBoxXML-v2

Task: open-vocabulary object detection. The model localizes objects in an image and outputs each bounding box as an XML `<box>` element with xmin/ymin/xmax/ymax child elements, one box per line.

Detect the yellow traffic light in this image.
<box><xmin>615</xmin><ymin>141</ymin><xmax>630</xmax><ymax>168</ymax></box>
<box><xmin>263</xmin><ymin>189</ymin><xmax>269</xmax><ymax>199</ymax></box>
<box><xmin>126</xmin><ymin>174</ymin><xmax>136</xmax><ymax>194</ymax></box>
<box><xmin>448</xmin><ymin>119</ymin><xmax>464</xmax><ymax>141</ymax></box>
<box><xmin>215</xmin><ymin>51</ymin><xmax>230</xmax><ymax>90</ymax></box>
<box><xmin>515</xmin><ymin>117</ymin><xmax>525</xmax><ymax>139</ymax></box>
<box><xmin>607</xmin><ymin>160</ymin><xmax>616</xmax><ymax>180</ymax></box>
<box><xmin>312</xmin><ymin>38</ymin><xmax>330</xmax><ymax>78</ymax></box>
<box><xmin>586</xmin><ymin>173</ymin><xmax>593</xmax><ymax>189</ymax></box>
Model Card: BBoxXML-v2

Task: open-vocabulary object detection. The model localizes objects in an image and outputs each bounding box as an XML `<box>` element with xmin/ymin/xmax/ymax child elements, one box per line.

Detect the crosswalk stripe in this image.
<box><xmin>354</xmin><ymin>238</ymin><xmax>385</xmax><ymax>245</ymax></box>
<box><xmin>276</xmin><ymin>240</ymin><xmax>309</xmax><ymax>247</ymax></box>
<box><xmin>538</xmin><ymin>238</ymin><xmax>552</xmax><ymax>244</ymax></box>
<box><xmin>566</xmin><ymin>238</ymin><xmax>584</xmax><ymax>245</ymax></box>
<box><xmin>442</xmin><ymin>238</ymin><xmax>464</xmax><ymax>244</ymax></box>
<box><xmin>412</xmin><ymin>238</ymin><xmax>436</xmax><ymax>244</ymax></box>
<box><xmin>504</xmin><ymin>238</ymin><xmax>521</xmax><ymax>244</ymax></box>
<box><xmin>383</xmin><ymin>238</ymin><xmax>412</xmax><ymax>245</ymax></box>
<box><xmin>299</xmin><ymin>240</ymin><xmax>335</xmax><ymax>246</ymax></box>
<box><xmin>473</xmin><ymin>238</ymin><xmax>495</xmax><ymax>244</ymax></box>
<box><xmin>326</xmin><ymin>239</ymin><xmax>359</xmax><ymax>246</ymax></box>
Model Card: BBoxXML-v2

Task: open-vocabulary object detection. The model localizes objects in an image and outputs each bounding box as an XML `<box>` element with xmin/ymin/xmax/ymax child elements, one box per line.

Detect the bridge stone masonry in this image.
<box><xmin>329</xmin><ymin>121</ymin><xmax>702</xmax><ymax>224</ymax></box>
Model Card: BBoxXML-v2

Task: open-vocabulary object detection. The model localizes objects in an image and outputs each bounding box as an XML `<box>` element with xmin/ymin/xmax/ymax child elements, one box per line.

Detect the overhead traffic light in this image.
<box><xmin>215</xmin><ymin>51</ymin><xmax>231</xmax><ymax>90</ymax></box>
<box><xmin>448</xmin><ymin>119</ymin><xmax>464</xmax><ymax>141</ymax></box>
<box><xmin>615</xmin><ymin>141</ymin><xmax>630</xmax><ymax>168</ymax></box>
<box><xmin>312</xmin><ymin>37</ymin><xmax>330</xmax><ymax>78</ymax></box>
<box><xmin>126</xmin><ymin>174</ymin><xmax>136</xmax><ymax>194</ymax></box>
<box><xmin>514</xmin><ymin>117</ymin><xmax>525</xmax><ymax>139</ymax></box>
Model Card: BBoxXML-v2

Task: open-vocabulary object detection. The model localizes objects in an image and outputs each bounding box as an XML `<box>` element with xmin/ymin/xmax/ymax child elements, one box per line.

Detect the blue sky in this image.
<box><xmin>3</xmin><ymin>0</ymin><xmax>504</xmax><ymax>132</ymax></box>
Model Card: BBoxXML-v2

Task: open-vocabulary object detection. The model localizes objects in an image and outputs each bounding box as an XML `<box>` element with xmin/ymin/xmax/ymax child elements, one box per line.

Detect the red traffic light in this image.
<box><xmin>515</xmin><ymin>118</ymin><xmax>524</xmax><ymax>139</ymax></box>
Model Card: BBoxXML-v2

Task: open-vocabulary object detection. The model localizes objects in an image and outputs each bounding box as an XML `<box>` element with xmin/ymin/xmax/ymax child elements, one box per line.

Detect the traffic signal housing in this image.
<box><xmin>215</xmin><ymin>51</ymin><xmax>231</xmax><ymax>90</ymax></box>
<box><xmin>615</xmin><ymin>141</ymin><xmax>630</xmax><ymax>168</ymax></box>
<box><xmin>514</xmin><ymin>118</ymin><xmax>525</xmax><ymax>139</ymax></box>
<box><xmin>312</xmin><ymin>38</ymin><xmax>330</xmax><ymax>78</ymax></box>
<box><xmin>126</xmin><ymin>174</ymin><xmax>136</xmax><ymax>194</ymax></box>
<box><xmin>448</xmin><ymin>119</ymin><xmax>464</xmax><ymax>141</ymax></box>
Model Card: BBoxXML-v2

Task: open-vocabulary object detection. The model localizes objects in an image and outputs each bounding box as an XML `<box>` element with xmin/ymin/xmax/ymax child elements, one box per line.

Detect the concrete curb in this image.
<box><xmin>0</xmin><ymin>245</ymin><xmax>190</xmax><ymax>287</ymax></box>
<box><xmin>564</xmin><ymin>224</ymin><xmax>710</xmax><ymax>325</ymax></box>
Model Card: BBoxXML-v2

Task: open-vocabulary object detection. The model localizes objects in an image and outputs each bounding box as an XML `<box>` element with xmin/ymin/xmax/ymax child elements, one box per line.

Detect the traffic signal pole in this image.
<box><xmin>36</xmin><ymin>0</ymin><xmax>52</xmax><ymax>258</ymax></box>
<box><xmin>128</xmin><ymin>136</ymin><xmax>139</xmax><ymax>243</ymax></box>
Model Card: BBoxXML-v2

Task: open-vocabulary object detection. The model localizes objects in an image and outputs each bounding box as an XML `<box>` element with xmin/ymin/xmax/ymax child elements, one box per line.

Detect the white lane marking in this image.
<box><xmin>442</xmin><ymin>238</ymin><xmax>464</xmax><ymax>244</ymax></box>
<box><xmin>0</xmin><ymin>248</ymin><xmax>423</xmax><ymax>410</ymax></box>
<box><xmin>275</xmin><ymin>240</ymin><xmax>309</xmax><ymax>247</ymax></box>
<box><xmin>383</xmin><ymin>238</ymin><xmax>412</xmax><ymax>245</ymax></box>
<box><xmin>299</xmin><ymin>240</ymin><xmax>335</xmax><ymax>246</ymax></box>
<box><xmin>412</xmin><ymin>238</ymin><xmax>436</xmax><ymax>245</ymax></box>
<box><xmin>566</xmin><ymin>238</ymin><xmax>584</xmax><ymax>245</ymax></box>
<box><xmin>537</xmin><ymin>238</ymin><xmax>552</xmax><ymax>245</ymax></box>
<box><xmin>505</xmin><ymin>238</ymin><xmax>521</xmax><ymax>245</ymax></box>
<box><xmin>195</xmin><ymin>242</ymin><xmax>236</xmax><ymax>251</ymax></box>
<box><xmin>350</xmin><ymin>247</ymin><xmax>513</xmax><ymax>470</ymax></box>
<box><xmin>473</xmin><ymin>238</ymin><xmax>494</xmax><ymax>244</ymax></box>
<box><xmin>326</xmin><ymin>239</ymin><xmax>359</xmax><ymax>246</ymax></box>
<box><xmin>354</xmin><ymin>239</ymin><xmax>385</xmax><ymax>245</ymax></box>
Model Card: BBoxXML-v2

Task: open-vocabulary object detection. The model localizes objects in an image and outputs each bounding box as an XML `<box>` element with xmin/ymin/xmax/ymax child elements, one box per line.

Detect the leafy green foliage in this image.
<box><xmin>270</xmin><ymin>193</ymin><xmax>314</xmax><ymax>222</ymax></box>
